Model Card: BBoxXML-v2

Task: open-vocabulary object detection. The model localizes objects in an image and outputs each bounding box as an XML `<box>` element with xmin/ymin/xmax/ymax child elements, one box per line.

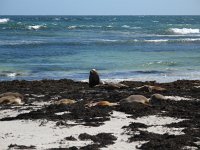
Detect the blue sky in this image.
<box><xmin>0</xmin><ymin>0</ymin><xmax>200</xmax><ymax>15</ymax></box>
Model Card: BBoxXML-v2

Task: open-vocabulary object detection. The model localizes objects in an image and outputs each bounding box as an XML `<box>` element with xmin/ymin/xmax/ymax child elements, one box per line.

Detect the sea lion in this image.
<box><xmin>135</xmin><ymin>85</ymin><xmax>166</xmax><ymax>92</ymax></box>
<box><xmin>149</xmin><ymin>93</ymin><xmax>166</xmax><ymax>105</ymax></box>
<box><xmin>0</xmin><ymin>92</ymin><xmax>24</xmax><ymax>105</ymax></box>
<box><xmin>89</xmin><ymin>69</ymin><xmax>101</xmax><ymax>87</ymax></box>
<box><xmin>95</xmin><ymin>82</ymin><xmax>129</xmax><ymax>89</ymax></box>
<box><xmin>86</xmin><ymin>101</ymin><xmax>118</xmax><ymax>107</ymax></box>
<box><xmin>55</xmin><ymin>99</ymin><xmax>76</xmax><ymax>105</ymax></box>
<box><xmin>0</xmin><ymin>92</ymin><xmax>24</xmax><ymax>100</ymax></box>
<box><xmin>120</xmin><ymin>95</ymin><xmax>149</xmax><ymax>105</ymax></box>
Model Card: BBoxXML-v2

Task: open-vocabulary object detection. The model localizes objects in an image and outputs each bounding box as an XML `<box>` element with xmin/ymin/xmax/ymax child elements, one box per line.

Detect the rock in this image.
<box><xmin>89</xmin><ymin>69</ymin><xmax>100</xmax><ymax>87</ymax></box>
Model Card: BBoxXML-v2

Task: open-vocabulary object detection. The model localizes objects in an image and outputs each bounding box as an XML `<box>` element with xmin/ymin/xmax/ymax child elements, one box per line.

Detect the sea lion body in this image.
<box><xmin>0</xmin><ymin>92</ymin><xmax>23</xmax><ymax>105</ymax></box>
<box><xmin>96</xmin><ymin>101</ymin><xmax>117</xmax><ymax>106</ymax></box>
<box><xmin>89</xmin><ymin>69</ymin><xmax>100</xmax><ymax>87</ymax></box>
<box><xmin>120</xmin><ymin>95</ymin><xmax>149</xmax><ymax>105</ymax></box>
<box><xmin>95</xmin><ymin>83</ymin><xmax>129</xmax><ymax>89</ymax></box>
<box><xmin>55</xmin><ymin>99</ymin><xmax>76</xmax><ymax>105</ymax></box>
<box><xmin>86</xmin><ymin>100</ymin><xmax>118</xmax><ymax>107</ymax></box>
<box><xmin>0</xmin><ymin>92</ymin><xmax>24</xmax><ymax>100</ymax></box>
<box><xmin>149</xmin><ymin>93</ymin><xmax>166</xmax><ymax>105</ymax></box>
<box><xmin>136</xmin><ymin>85</ymin><xmax>166</xmax><ymax>92</ymax></box>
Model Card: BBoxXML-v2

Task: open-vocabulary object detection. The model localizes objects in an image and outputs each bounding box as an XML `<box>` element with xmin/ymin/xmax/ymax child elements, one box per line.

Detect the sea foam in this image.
<box><xmin>170</xmin><ymin>28</ymin><xmax>200</xmax><ymax>34</ymax></box>
<box><xmin>28</xmin><ymin>25</ymin><xmax>45</xmax><ymax>30</ymax></box>
<box><xmin>0</xmin><ymin>18</ymin><xmax>10</xmax><ymax>24</ymax></box>
<box><xmin>145</xmin><ymin>39</ymin><xmax>169</xmax><ymax>43</ymax></box>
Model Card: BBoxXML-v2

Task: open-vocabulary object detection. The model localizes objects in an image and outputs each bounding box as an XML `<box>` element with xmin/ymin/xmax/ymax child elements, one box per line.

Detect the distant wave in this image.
<box><xmin>144</xmin><ymin>39</ymin><xmax>169</xmax><ymax>43</ymax></box>
<box><xmin>122</xmin><ymin>25</ymin><xmax>130</xmax><ymax>28</ymax></box>
<box><xmin>106</xmin><ymin>25</ymin><xmax>113</xmax><ymax>28</ymax></box>
<box><xmin>67</xmin><ymin>25</ymin><xmax>102</xmax><ymax>30</ymax></box>
<box><xmin>144</xmin><ymin>61</ymin><xmax>177</xmax><ymax>67</ymax></box>
<box><xmin>27</xmin><ymin>25</ymin><xmax>46</xmax><ymax>30</ymax></box>
<box><xmin>0</xmin><ymin>18</ymin><xmax>10</xmax><ymax>24</ymax></box>
<box><xmin>0</xmin><ymin>40</ymin><xmax>46</xmax><ymax>46</ymax></box>
<box><xmin>169</xmin><ymin>28</ymin><xmax>200</xmax><ymax>34</ymax></box>
<box><xmin>0</xmin><ymin>71</ymin><xmax>22</xmax><ymax>78</ymax></box>
<box><xmin>68</xmin><ymin>25</ymin><xmax>77</xmax><ymax>29</ymax></box>
<box><xmin>94</xmin><ymin>38</ymin><xmax>200</xmax><ymax>44</ymax></box>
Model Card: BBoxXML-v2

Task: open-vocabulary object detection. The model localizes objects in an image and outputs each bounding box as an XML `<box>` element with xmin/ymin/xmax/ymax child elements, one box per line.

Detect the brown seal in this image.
<box><xmin>95</xmin><ymin>82</ymin><xmax>129</xmax><ymax>90</ymax></box>
<box><xmin>135</xmin><ymin>85</ymin><xmax>166</xmax><ymax>92</ymax></box>
<box><xmin>55</xmin><ymin>99</ymin><xmax>76</xmax><ymax>105</ymax></box>
<box><xmin>120</xmin><ymin>95</ymin><xmax>149</xmax><ymax>105</ymax></box>
<box><xmin>89</xmin><ymin>69</ymin><xmax>100</xmax><ymax>87</ymax></box>
<box><xmin>0</xmin><ymin>92</ymin><xmax>24</xmax><ymax>105</ymax></box>
<box><xmin>149</xmin><ymin>93</ymin><xmax>166</xmax><ymax>105</ymax></box>
<box><xmin>86</xmin><ymin>100</ymin><xmax>118</xmax><ymax>107</ymax></box>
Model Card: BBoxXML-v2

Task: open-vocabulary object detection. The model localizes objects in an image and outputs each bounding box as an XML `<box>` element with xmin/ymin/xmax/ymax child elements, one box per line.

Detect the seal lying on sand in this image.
<box><xmin>0</xmin><ymin>92</ymin><xmax>24</xmax><ymax>105</ymax></box>
<box><xmin>149</xmin><ymin>93</ymin><xmax>166</xmax><ymax>105</ymax></box>
<box><xmin>55</xmin><ymin>99</ymin><xmax>76</xmax><ymax>105</ymax></box>
<box><xmin>120</xmin><ymin>95</ymin><xmax>150</xmax><ymax>105</ymax></box>
<box><xmin>95</xmin><ymin>82</ymin><xmax>129</xmax><ymax>89</ymax></box>
<box><xmin>135</xmin><ymin>85</ymin><xmax>166</xmax><ymax>92</ymax></box>
<box><xmin>86</xmin><ymin>101</ymin><xmax>118</xmax><ymax>107</ymax></box>
<box><xmin>89</xmin><ymin>69</ymin><xmax>101</xmax><ymax>87</ymax></box>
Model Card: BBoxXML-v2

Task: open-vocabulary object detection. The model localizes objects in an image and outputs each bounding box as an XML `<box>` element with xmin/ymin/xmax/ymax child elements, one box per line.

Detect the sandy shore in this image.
<box><xmin>0</xmin><ymin>79</ymin><xmax>200</xmax><ymax>149</ymax></box>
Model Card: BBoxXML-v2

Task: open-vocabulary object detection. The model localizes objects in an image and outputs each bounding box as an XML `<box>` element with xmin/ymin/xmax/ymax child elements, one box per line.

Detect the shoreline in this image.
<box><xmin>0</xmin><ymin>79</ymin><xmax>200</xmax><ymax>149</ymax></box>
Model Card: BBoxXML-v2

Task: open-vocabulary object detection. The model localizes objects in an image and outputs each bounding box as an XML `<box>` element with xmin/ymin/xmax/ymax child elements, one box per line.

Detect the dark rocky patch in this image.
<box><xmin>8</xmin><ymin>144</ymin><xmax>36</xmax><ymax>149</ymax></box>
<box><xmin>78</xmin><ymin>133</ymin><xmax>117</xmax><ymax>149</ymax></box>
<box><xmin>64</xmin><ymin>136</ymin><xmax>77</xmax><ymax>141</ymax></box>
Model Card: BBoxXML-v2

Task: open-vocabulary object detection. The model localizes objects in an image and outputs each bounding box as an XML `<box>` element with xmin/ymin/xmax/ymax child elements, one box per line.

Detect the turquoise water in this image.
<box><xmin>0</xmin><ymin>16</ymin><xmax>200</xmax><ymax>82</ymax></box>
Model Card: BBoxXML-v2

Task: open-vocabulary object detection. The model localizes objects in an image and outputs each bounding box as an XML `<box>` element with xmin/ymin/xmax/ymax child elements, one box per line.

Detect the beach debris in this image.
<box><xmin>120</xmin><ymin>95</ymin><xmax>150</xmax><ymax>105</ymax></box>
<box><xmin>54</xmin><ymin>99</ymin><xmax>76</xmax><ymax>105</ymax></box>
<box><xmin>0</xmin><ymin>92</ymin><xmax>24</xmax><ymax>105</ymax></box>
<box><xmin>89</xmin><ymin>69</ymin><xmax>101</xmax><ymax>87</ymax></box>
<box><xmin>135</xmin><ymin>85</ymin><xmax>166</xmax><ymax>92</ymax></box>
<box><xmin>149</xmin><ymin>93</ymin><xmax>166</xmax><ymax>105</ymax></box>
<box><xmin>86</xmin><ymin>100</ymin><xmax>118</xmax><ymax>107</ymax></box>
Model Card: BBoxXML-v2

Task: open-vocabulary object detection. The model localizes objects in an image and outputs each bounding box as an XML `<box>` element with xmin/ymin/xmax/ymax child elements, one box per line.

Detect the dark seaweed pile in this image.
<box><xmin>0</xmin><ymin>79</ymin><xmax>200</xmax><ymax>150</ymax></box>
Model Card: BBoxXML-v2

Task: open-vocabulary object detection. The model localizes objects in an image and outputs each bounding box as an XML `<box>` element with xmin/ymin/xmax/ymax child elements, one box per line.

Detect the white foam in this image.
<box><xmin>122</xmin><ymin>25</ymin><xmax>130</xmax><ymax>28</ymax></box>
<box><xmin>170</xmin><ymin>28</ymin><xmax>200</xmax><ymax>34</ymax></box>
<box><xmin>180</xmin><ymin>38</ymin><xmax>200</xmax><ymax>42</ymax></box>
<box><xmin>0</xmin><ymin>18</ymin><xmax>9</xmax><ymax>24</ymax></box>
<box><xmin>145</xmin><ymin>39</ymin><xmax>168</xmax><ymax>43</ymax></box>
<box><xmin>6</xmin><ymin>73</ymin><xmax>17</xmax><ymax>77</ymax></box>
<box><xmin>28</xmin><ymin>25</ymin><xmax>45</xmax><ymax>30</ymax></box>
<box><xmin>68</xmin><ymin>25</ymin><xmax>77</xmax><ymax>29</ymax></box>
<box><xmin>107</xmin><ymin>25</ymin><xmax>113</xmax><ymax>28</ymax></box>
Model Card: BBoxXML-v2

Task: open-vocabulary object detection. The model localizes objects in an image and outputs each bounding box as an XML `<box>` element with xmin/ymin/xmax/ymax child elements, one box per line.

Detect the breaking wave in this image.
<box><xmin>169</xmin><ymin>28</ymin><xmax>200</xmax><ymax>34</ymax></box>
<box><xmin>27</xmin><ymin>25</ymin><xmax>46</xmax><ymax>30</ymax></box>
<box><xmin>0</xmin><ymin>71</ymin><xmax>22</xmax><ymax>78</ymax></box>
<box><xmin>0</xmin><ymin>18</ymin><xmax>10</xmax><ymax>24</ymax></box>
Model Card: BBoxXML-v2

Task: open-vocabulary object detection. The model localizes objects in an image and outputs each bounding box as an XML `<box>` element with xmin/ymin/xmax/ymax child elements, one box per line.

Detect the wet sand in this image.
<box><xmin>0</xmin><ymin>79</ymin><xmax>200</xmax><ymax>149</ymax></box>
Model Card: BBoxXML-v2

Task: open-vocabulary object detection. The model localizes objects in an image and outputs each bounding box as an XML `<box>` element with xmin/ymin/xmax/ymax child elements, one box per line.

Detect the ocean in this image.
<box><xmin>0</xmin><ymin>16</ymin><xmax>200</xmax><ymax>82</ymax></box>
